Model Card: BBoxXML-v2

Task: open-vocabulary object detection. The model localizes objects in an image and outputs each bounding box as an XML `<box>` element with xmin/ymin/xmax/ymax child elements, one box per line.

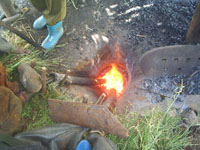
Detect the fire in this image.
<box><xmin>99</xmin><ymin>64</ymin><xmax>124</xmax><ymax>96</ymax></box>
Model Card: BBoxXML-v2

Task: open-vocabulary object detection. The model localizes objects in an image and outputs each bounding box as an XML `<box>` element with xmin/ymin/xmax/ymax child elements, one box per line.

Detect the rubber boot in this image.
<box><xmin>76</xmin><ymin>140</ymin><xmax>92</xmax><ymax>150</ymax></box>
<box><xmin>33</xmin><ymin>16</ymin><xmax>46</xmax><ymax>30</ymax></box>
<box><xmin>41</xmin><ymin>21</ymin><xmax>64</xmax><ymax>50</ymax></box>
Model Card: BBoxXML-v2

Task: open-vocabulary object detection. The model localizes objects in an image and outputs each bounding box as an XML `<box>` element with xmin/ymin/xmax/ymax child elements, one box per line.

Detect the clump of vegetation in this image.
<box><xmin>109</xmin><ymin>110</ymin><xmax>191</xmax><ymax>150</ymax></box>
<box><xmin>21</xmin><ymin>84</ymin><xmax>61</xmax><ymax>130</ymax></box>
<box><xmin>109</xmin><ymin>80</ymin><xmax>191</xmax><ymax>150</ymax></box>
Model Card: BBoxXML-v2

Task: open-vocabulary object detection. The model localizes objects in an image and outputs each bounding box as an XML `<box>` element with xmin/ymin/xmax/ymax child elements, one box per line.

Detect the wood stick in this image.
<box><xmin>60</xmin><ymin>69</ymin><xmax>71</xmax><ymax>86</ymax></box>
<box><xmin>96</xmin><ymin>93</ymin><xmax>107</xmax><ymax>104</ymax></box>
<box><xmin>65</xmin><ymin>76</ymin><xmax>105</xmax><ymax>86</ymax></box>
<box><xmin>2</xmin><ymin>13</ymin><xmax>21</xmax><ymax>24</ymax></box>
<box><xmin>0</xmin><ymin>20</ymin><xmax>46</xmax><ymax>53</ymax></box>
<box><xmin>41</xmin><ymin>67</ymin><xmax>47</xmax><ymax>94</ymax></box>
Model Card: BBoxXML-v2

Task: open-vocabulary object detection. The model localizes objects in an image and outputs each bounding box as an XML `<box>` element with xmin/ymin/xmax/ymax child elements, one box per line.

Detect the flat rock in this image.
<box><xmin>0</xmin><ymin>86</ymin><xmax>22</xmax><ymax>135</ymax></box>
<box><xmin>185</xmin><ymin>95</ymin><xmax>200</xmax><ymax>112</ymax></box>
<box><xmin>0</xmin><ymin>36</ymin><xmax>14</xmax><ymax>53</ymax></box>
<box><xmin>18</xmin><ymin>63</ymin><xmax>42</xmax><ymax>93</ymax></box>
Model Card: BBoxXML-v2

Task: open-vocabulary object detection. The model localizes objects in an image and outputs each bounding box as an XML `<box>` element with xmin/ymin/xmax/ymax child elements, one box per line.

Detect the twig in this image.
<box><xmin>60</xmin><ymin>69</ymin><xmax>71</xmax><ymax>86</ymax></box>
<box><xmin>41</xmin><ymin>67</ymin><xmax>47</xmax><ymax>94</ymax></box>
<box><xmin>96</xmin><ymin>93</ymin><xmax>107</xmax><ymax>104</ymax></box>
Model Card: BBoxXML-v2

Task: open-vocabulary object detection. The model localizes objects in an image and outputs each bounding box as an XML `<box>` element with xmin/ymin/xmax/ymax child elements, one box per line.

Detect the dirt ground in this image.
<box><xmin>11</xmin><ymin>0</ymin><xmax>196</xmax><ymax>109</ymax></box>
<box><xmin>1</xmin><ymin>0</ymin><xmax>195</xmax><ymax>70</ymax></box>
<box><xmin>1</xmin><ymin>0</ymin><xmax>198</xmax><ymax>109</ymax></box>
<box><xmin>24</xmin><ymin>0</ymin><xmax>196</xmax><ymax>68</ymax></box>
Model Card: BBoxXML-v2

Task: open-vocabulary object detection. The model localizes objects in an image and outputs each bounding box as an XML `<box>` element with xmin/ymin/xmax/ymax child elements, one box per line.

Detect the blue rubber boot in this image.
<box><xmin>41</xmin><ymin>21</ymin><xmax>64</xmax><ymax>50</ymax></box>
<box><xmin>33</xmin><ymin>16</ymin><xmax>46</xmax><ymax>30</ymax></box>
<box><xmin>76</xmin><ymin>140</ymin><xmax>92</xmax><ymax>150</ymax></box>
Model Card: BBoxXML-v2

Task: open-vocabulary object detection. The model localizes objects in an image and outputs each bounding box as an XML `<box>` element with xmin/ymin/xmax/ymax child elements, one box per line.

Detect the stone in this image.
<box><xmin>18</xmin><ymin>63</ymin><xmax>42</xmax><ymax>93</ymax></box>
<box><xmin>181</xmin><ymin>108</ymin><xmax>200</xmax><ymax>126</ymax></box>
<box><xmin>185</xmin><ymin>95</ymin><xmax>200</xmax><ymax>112</ymax></box>
<box><xmin>0</xmin><ymin>36</ymin><xmax>14</xmax><ymax>53</ymax></box>
<box><xmin>0</xmin><ymin>86</ymin><xmax>22</xmax><ymax>135</ymax></box>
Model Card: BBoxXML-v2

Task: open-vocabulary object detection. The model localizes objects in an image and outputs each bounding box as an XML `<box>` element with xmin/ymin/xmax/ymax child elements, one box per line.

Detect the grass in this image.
<box><xmin>109</xmin><ymin>80</ymin><xmax>192</xmax><ymax>150</ymax></box>
<box><xmin>109</xmin><ymin>110</ymin><xmax>191</xmax><ymax>150</ymax></box>
<box><xmin>21</xmin><ymin>84</ymin><xmax>61</xmax><ymax>130</ymax></box>
<box><xmin>0</xmin><ymin>30</ymin><xmax>59</xmax><ymax>80</ymax></box>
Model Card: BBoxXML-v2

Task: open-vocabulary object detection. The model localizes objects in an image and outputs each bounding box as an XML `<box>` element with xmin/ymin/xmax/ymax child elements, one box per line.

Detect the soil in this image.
<box><xmin>2</xmin><ymin>0</ymin><xmax>195</xmax><ymax>68</ymax></box>
<box><xmin>1</xmin><ymin>0</ymin><xmax>198</xmax><ymax>111</ymax></box>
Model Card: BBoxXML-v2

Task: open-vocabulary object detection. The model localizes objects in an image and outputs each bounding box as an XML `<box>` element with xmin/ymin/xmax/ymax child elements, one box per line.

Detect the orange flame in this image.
<box><xmin>99</xmin><ymin>64</ymin><xmax>124</xmax><ymax>96</ymax></box>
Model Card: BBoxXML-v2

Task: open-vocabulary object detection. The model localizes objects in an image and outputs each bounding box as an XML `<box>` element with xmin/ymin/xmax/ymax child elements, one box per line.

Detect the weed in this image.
<box><xmin>109</xmin><ymin>80</ymin><xmax>191</xmax><ymax>150</ymax></box>
<box><xmin>109</xmin><ymin>110</ymin><xmax>191</xmax><ymax>150</ymax></box>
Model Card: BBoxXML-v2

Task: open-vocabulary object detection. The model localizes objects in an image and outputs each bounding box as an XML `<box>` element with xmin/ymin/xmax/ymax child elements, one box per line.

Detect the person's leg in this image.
<box><xmin>41</xmin><ymin>0</ymin><xmax>66</xmax><ymax>50</ymax></box>
<box><xmin>30</xmin><ymin>0</ymin><xmax>47</xmax><ymax>29</ymax></box>
<box><xmin>30</xmin><ymin>0</ymin><xmax>47</xmax><ymax>12</ymax></box>
<box><xmin>43</xmin><ymin>0</ymin><xmax>66</xmax><ymax>26</ymax></box>
<box><xmin>30</xmin><ymin>0</ymin><xmax>66</xmax><ymax>50</ymax></box>
<box><xmin>0</xmin><ymin>0</ymin><xmax>16</xmax><ymax>17</ymax></box>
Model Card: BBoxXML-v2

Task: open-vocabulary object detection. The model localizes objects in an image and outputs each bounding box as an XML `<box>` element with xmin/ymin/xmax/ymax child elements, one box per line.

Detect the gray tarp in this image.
<box><xmin>0</xmin><ymin>123</ymin><xmax>117</xmax><ymax>150</ymax></box>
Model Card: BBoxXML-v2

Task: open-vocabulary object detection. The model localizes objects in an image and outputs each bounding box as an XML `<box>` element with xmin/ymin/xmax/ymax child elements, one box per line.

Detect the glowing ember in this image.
<box><xmin>99</xmin><ymin>64</ymin><xmax>124</xmax><ymax>96</ymax></box>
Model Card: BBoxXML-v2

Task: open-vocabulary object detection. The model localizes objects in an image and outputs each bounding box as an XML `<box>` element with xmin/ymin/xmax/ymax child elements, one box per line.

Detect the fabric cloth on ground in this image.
<box><xmin>0</xmin><ymin>86</ymin><xmax>22</xmax><ymax>135</ymax></box>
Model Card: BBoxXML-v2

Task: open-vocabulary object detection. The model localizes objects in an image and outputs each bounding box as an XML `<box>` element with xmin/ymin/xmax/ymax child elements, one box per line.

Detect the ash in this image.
<box><xmin>107</xmin><ymin>0</ymin><xmax>197</xmax><ymax>52</ymax></box>
<box><xmin>140</xmin><ymin>67</ymin><xmax>200</xmax><ymax>108</ymax></box>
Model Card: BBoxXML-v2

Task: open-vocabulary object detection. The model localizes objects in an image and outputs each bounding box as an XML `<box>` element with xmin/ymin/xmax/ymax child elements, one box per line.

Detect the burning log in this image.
<box><xmin>64</xmin><ymin>76</ymin><xmax>105</xmax><ymax>86</ymax></box>
<box><xmin>48</xmin><ymin>72</ymin><xmax>105</xmax><ymax>86</ymax></box>
<box><xmin>57</xmin><ymin>71</ymin><xmax>106</xmax><ymax>86</ymax></box>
